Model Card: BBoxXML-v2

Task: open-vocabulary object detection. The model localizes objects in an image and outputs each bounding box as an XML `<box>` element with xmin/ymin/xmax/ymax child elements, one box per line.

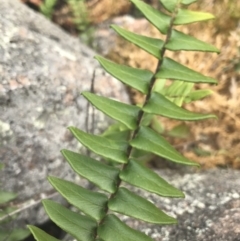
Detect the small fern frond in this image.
<box><xmin>29</xmin><ymin>0</ymin><xmax>219</xmax><ymax>240</ymax></box>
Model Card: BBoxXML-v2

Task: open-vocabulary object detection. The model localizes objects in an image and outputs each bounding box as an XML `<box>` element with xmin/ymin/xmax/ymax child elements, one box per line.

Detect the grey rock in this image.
<box><xmin>0</xmin><ymin>0</ymin><xmax>129</xmax><ymax>228</ymax></box>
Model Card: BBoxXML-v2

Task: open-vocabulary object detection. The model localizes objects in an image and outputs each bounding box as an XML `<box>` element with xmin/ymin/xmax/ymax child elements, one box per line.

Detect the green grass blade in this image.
<box><xmin>82</xmin><ymin>92</ymin><xmax>140</xmax><ymax>130</ymax></box>
<box><xmin>69</xmin><ymin>127</ymin><xmax>128</xmax><ymax>163</ymax></box>
<box><xmin>108</xmin><ymin>187</ymin><xmax>177</xmax><ymax>224</ymax></box>
<box><xmin>61</xmin><ymin>150</ymin><xmax>119</xmax><ymax>193</ymax></box>
<box><xmin>48</xmin><ymin>177</ymin><xmax>108</xmax><ymax>221</ymax></box>
<box><xmin>130</xmin><ymin>126</ymin><xmax>199</xmax><ymax>166</ymax></box>
<box><xmin>120</xmin><ymin>159</ymin><xmax>184</xmax><ymax>197</ymax></box>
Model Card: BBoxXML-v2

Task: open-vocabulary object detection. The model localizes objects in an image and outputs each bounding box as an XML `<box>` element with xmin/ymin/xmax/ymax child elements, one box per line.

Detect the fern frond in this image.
<box><xmin>29</xmin><ymin>1</ymin><xmax>219</xmax><ymax>240</ymax></box>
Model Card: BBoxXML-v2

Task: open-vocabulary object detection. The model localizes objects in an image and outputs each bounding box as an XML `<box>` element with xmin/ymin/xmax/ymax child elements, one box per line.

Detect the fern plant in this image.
<box><xmin>28</xmin><ymin>0</ymin><xmax>219</xmax><ymax>240</ymax></box>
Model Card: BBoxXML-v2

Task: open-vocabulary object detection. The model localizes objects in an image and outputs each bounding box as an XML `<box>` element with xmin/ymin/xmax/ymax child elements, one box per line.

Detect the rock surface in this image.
<box><xmin>1</xmin><ymin>1</ymin><xmax>240</xmax><ymax>241</ymax></box>
<box><xmin>0</xmin><ymin>0</ymin><xmax>129</xmax><ymax>227</ymax></box>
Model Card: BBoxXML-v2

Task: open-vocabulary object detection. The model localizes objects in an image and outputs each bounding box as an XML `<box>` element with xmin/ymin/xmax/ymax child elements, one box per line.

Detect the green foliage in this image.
<box><xmin>68</xmin><ymin>0</ymin><xmax>89</xmax><ymax>32</ymax></box>
<box><xmin>0</xmin><ymin>164</ymin><xmax>30</xmax><ymax>241</ymax></box>
<box><xmin>40</xmin><ymin>0</ymin><xmax>57</xmax><ymax>19</ymax></box>
<box><xmin>29</xmin><ymin>0</ymin><xmax>219</xmax><ymax>240</ymax></box>
<box><xmin>40</xmin><ymin>0</ymin><xmax>91</xmax><ymax>36</ymax></box>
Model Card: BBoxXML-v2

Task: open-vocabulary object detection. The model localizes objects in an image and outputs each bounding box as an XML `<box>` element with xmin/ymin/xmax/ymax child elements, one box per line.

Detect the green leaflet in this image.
<box><xmin>0</xmin><ymin>191</ymin><xmax>17</xmax><ymax>204</ymax></box>
<box><xmin>28</xmin><ymin>226</ymin><xmax>61</xmax><ymax>241</ymax></box>
<box><xmin>120</xmin><ymin>159</ymin><xmax>184</xmax><ymax>197</ymax></box>
<box><xmin>143</xmin><ymin>92</ymin><xmax>216</xmax><ymax>121</ymax></box>
<box><xmin>95</xmin><ymin>56</ymin><xmax>153</xmax><ymax>94</ymax></box>
<box><xmin>111</xmin><ymin>25</ymin><xmax>163</xmax><ymax>59</ymax></box>
<box><xmin>184</xmin><ymin>89</ymin><xmax>213</xmax><ymax>103</ymax></box>
<box><xmin>98</xmin><ymin>214</ymin><xmax>153</xmax><ymax>241</ymax></box>
<box><xmin>48</xmin><ymin>177</ymin><xmax>108</xmax><ymax>221</ymax></box>
<box><xmin>167</xmin><ymin>123</ymin><xmax>190</xmax><ymax>138</ymax></box>
<box><xmin>130</xmin><ymin>126</ymin><xmax>198</xmax><ymax>166</ymax></box>
<box><xmin>160</xmin><ymin>0</ymin><xmax>197</xmax><ymax>12</ymax></box>
<box><xmin>42</xmin><ymin>200</ymin><xmax>97</xmax><ymax>241</ymax></box>
<box><xmin>160</xmin><ymin>81</ymin><xmax>194</xmax><ymax>106</ymax></box>
<box><xmin>0</xmin><ymin>229</ymin><xmax>30</xmax><ymax>241</ymax></box>
<box><xmin>166</xmin><ymin>30</ymin><xmax>220</xmax><ymax>53</ymax></box>
<box><xmin>163</xmin><ymin>81</ymin><xmax>194</xmax><ymax>98</ymax></box>
<box><xmin>156</xmin><ymin>57</ymin><xmax>217</xmax><ymax>84</ymax></box>
<box><xmin>182</xmin><ymin>0</ymin><xmax>197</xmax><ymax>4</ymax></box>
<box><xmin>160</xmin><ymin>0</ymin><xmax>178</xmax><ymax>12</ymax></box>
<box><xmin>82</xmin><ymin>92</ymin><xmax>140</xmax><ymax>130</ymax></box>
<box><xmin>69</xmin><ymin>127</ymin><xmax>128</xmax><ymax>163</ymax></box>
<box><xmin>175</xmin><ymin>9</ymin><xmax>215</xmax><ymax>25</ymax></box>
<box><xmin>130</xmin><ymin>0</ymin><xmax>171</xmax><ymax>34</ymax></box>
<box><xmin>61</xmin><ymin>150</ymin><xmax>119</xmax><ymax>193</ymax></box>
<box><xmin>108</xmin><ymin>187</ymin><xmax>176</xmax><ymax>224</ymax></box>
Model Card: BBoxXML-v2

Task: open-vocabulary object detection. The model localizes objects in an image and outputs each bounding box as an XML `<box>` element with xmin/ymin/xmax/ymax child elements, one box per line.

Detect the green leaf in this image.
<box><xmin>167</xmin><ymin>123</ymin><xmax>190</xmax><ymax>138</ymax></box>
<box><xmin>166</xmin><ymin>30</ymin><xmax>220</xmax><ymax>53</ymax></box>
<box><xmin>160</xmin><ymin>0</ymin><xmax>178</xmax><ymax>12</ymax></box>
<box><xmin>0</xmin><ymin>191</ymin><xmax>17</xmax><ymax>204</ymax></box>
<box><xmin>151</xmin><ymin>116</ymin><xmax>164</xmax><ymax>134</ymax></box>
<box><xmin>182</xmin><ymin>0</ymin><xmax>197</xmax><ymax>4</ymax></box>
<box><xmin>175</xmin><ymin>9</ymin><xmax>215</xmax><ymax>25</ymax></box>
<box><xmin>185</xmin><ymin>89</ymin><xmax>213</xmax><ymax>103</ymax></box>
<box><xmin>0</xmin><ymin>207</ymin><xmax>17</xmax><ymax>224</ymax></box>
<box><xmin>69</xmin><ymin>127</ymin><xmax>128</xmax><ymax>163</ymax></box>
<box><xmin>162</xmin><ymin>81</ymin><xmax>194</xmax><ymax>106</ymax></box>
<box><xmin>103</xmin><ymin>129</ymin><xmax>130</xmax><ymax>142</ymax></box>
<box><xmin>98</xmin><ymin>214</ymin><xmax>153</xmax><ymax>241</ymax></box>
<box><xmin>156</xmin><ymin>57</ymin><xmax>217</xmax><ymax>84</ymax></box>
<box><xmin>42</xmin><ymin>200</ymin><xmax>97</xmax><ymax>241</ymax></box>
<box><xmin>95</xmin><ymin>56</ymin><xmax>153</xmax><ymax>94</ymax></box>
<box><xmin>28</xmin><ymin>226</ymin><xmax>60</xmax><ymax>241</ymax></box>
<box><xmin>111</xmin><ymin>25</ymin><xmax>163</xmax><ymax>59</ymax></box>
<box><xmin>153</xmin><ymin>79</ymin><xmax>166</xmax><ymax>93</ymax></box>
<box><xmin>130</xmin><ymin>148</ymin><xmax>154</xmax><ymax>164</ymax></box>
<box><xmin>130</xmin><ymin>126</ymin><xmax>198</xmax><ymax>166</ymax></box>
<box><xmin>130</xmin><ymin>0</ymin><xmax>171</xmax><ymax>34</ymax></box>
<box><xmin>82</xmin><ymin>92</ymin><xmax>140</xmax><ymax>130</ymax></box>
<box><xmin>120</xmin><ymin>159</ymin><xmax>184</xmax><ymax>197</ymax></box>
<box><xmin>0</xmin><ymin>228</ymin><xmax>30</xmax><ymax>241</ymax></box>
<box><xmin>141</xmin><ymin>113</ymin><xmax>154</xmax><ymax>126</ymax></box>
<box><xmin>108</xmin><ymin>187</ymin><xmax>176</xmax><ymax>224</ymax></box>
<box><xmin>61</xmin><ymin>149</ymin><xmax>119</xmax><ymax>193</ymax></box>
<box><xmin>143</xmin><ymin>92</ymin><xmax>216</xmax><ymax>121</ymax></box>
<box><xmin>48</xmin><ymin>177</ymin><xmax>108</xmax><ymax>221</ymax></box>
<box><xmin>0</xmin><ymin>163</ymin><xmax>4</xmax><ymax>170</ymax></box>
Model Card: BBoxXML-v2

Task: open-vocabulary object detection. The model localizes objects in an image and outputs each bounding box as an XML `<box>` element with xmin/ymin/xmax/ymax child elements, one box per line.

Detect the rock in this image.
<box><xmin>124</xmin><ymin>167</ymin><xmax>240</xmax><ymax>241</ymax></box>
<box><xmin>0</xmin><ymin>0</ymin><xmax>129</xmax><ymax>228</ymax></box>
